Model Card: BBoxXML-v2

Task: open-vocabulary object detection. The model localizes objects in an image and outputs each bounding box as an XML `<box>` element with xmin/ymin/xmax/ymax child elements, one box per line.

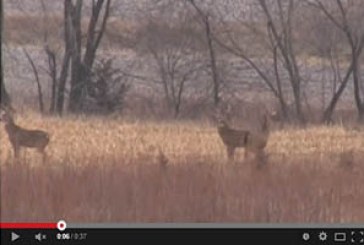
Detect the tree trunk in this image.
<box><xmin>0</xmin><ymin>2</ymin><xmax>10</xmax><ymax>107</ymax></box>
<box><xmin>68</xmin><ymin>0</ymin><xmax>84</xmax><ymax>113</ymax></box>
<box><xmin>56</xmin><ymin>0</ymin><xmax>73</xmax><ymax>115</ymax></box>
<box><xmin>351</xmin><ymin>45</ymin><xmax>364</xmax><ymax>122</ymax></box>
<box><xmin>0</xmin><ymin>76</ymin><xmax>10</xmax><ymax>107</ymax></box>
<box><xmin>188</xmin><ymin>0</ymin><xmax>220</xmax><ymax>106</ymax></box>
<box><xmin>322</xmin><ymin>61</ymin><xmax>354</xmax><ymax>123</ymax></box>
<box><xmin>68</xmin><ymin>0</ymin><xmax>111</xmax><ymax>113</ymax></box>
<box><xmin>204</xmin><ymin>16</ymin><xmax>220</xmax><ymax>107</ymax></box>
<box><xmin>23</xmin><ymin>49</ymin><xmax>45</xmax><ymax>113</ymax></box>
<box><xmin>45</xmin><ymin>47</ymin><xmax>57</xmax><ymax>113</ymax></box>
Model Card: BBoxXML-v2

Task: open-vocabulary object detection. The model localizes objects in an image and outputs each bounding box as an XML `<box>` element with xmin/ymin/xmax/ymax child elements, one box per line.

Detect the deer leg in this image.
<box><xmin>42</xmin><ymin>152</ymin><xmax>47</xmax><ymax>163</ymax></box>
<box><xmin>12</xmin><ymin>144</ymin><xmax>20</xmax><ymax>159</ymax></box>
<box><xmin>256</xmin><ymin>150</ymin><xmax>267</xmax><ymax>167</ymax></box>
<box><xmin>11</xmin><ymin>144</ymin><xmax>21</xmax><ymax>164</ymax></box>
<box><xmin>226</xmin><ymin>146</ymin><xmax>235</xmax><ymax>161</ymax></box>
<box><xmin>244</xmin><ymin>148</ymin><xmax>250</xmax><ymax>160</ymax></box>
<box><xmin>38</xmin><ymin>147</ymin><xmax>47</xmax><ymax>163</ymax></box>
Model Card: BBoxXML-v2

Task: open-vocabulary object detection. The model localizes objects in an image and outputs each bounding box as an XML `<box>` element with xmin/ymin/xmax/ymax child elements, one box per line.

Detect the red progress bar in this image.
<box><xmin>0</xmin><ymin>223</ymin><xmax>57</xmax><ymax>229</ymax></box>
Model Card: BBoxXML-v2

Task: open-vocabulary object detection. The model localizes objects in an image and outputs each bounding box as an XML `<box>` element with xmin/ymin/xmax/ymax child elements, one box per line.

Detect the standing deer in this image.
<box><xmin>0</xmin><ymin>106</ymin><xmax>50</xmax><ymax>160</ymax></box>
<box><xmin>216</xmin><ymin>108</ymin><xmax>271</xmax><ymax>163</ymax></box>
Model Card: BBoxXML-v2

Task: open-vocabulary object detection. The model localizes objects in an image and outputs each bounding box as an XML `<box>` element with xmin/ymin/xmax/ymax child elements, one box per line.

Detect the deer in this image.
<box><xmin>0</xmin><ymin>106</ymin><xmax>50</xmax><ymax>161</ymax></box>
<box><xmin>215</xmin><ymin>106</ymin><xmax>271</xmax><ymax>164</ymax></box>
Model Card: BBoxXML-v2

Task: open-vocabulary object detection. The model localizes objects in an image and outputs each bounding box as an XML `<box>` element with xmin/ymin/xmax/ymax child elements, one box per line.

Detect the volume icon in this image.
<box><xmin>35</xmin><ymin>233</ymin><xmax>47</xmax><ymax>241</ymax></box>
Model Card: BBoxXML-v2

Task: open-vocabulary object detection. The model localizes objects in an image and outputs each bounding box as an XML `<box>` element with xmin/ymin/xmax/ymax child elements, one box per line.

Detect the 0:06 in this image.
<box><xmin>56</xmin><ymin>233</ymin><xmax>70</xmax><ymax>240</ymax></box>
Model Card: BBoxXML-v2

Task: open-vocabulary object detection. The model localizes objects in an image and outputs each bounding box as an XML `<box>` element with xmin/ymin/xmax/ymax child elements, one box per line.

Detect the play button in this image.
<box><xmin>11</xmin><ymin>232</ymin><xmax>20</xmax><ymax>242</ymax></box>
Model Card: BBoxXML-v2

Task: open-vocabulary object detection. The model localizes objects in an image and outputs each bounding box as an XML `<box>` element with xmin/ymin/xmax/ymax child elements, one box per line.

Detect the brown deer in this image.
<box><xmin>216</xmin><ymin>108</ymin><xmax>271</xmax><ymax>163</ymax></box>
<box><xmin>0</xmin><ymin>106</ymin><xmax>50</xmax><ymax>160</ymax></box>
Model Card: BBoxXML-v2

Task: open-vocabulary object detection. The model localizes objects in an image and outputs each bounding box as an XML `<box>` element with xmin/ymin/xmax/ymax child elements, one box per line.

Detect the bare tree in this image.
<box><xmin>63</xmin><ymin>0</ymin><xmax>112</xmax><ymax>113</ymax></box>
<box><xmin>187</xmin><ymin>0</ymin><xmax>221</xmax><ymax>107</ymax></box>
<box><xmin>305</xmin><ymin>12</ymin><xmax>343</xmax><ymax>113</ymax></box>
<box><xmin>140</xmin><ymin>19</ymin><xmax>204</xmax><ymax>118</ymax></box>
<box><xmin>258</xmin><ymin>0</ymin><xmax>305</xmax><ymax>123</ymax></box>
<box><xmin>305</xmin><ymin>0</ymin><xmax>364</xmax><ymax>122</ymax></box>
<box><xmin>213</xmin><ymin>0</ymin><xmax>305</xmax><ymax>124</ymax></box>
<box><xmin>42</xmin><ymin>0</ymin><xmax>72</xmax><ymax>115</ymax></box>
<box><xmin>42</xmin><ymin>0</ymin><xmax>112</xmax><ymax>115</ymax></box>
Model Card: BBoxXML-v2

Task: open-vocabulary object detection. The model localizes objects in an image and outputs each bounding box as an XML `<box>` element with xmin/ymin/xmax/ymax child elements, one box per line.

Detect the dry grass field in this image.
<box><xmin>1</xmin><ymin>112</ymin><xmax>363</xmax><ymax>223</ymax></box>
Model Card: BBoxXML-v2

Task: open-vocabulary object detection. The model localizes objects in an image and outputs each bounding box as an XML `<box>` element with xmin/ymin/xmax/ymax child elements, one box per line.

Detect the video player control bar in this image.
<box><xmin>1</xmin><ymin>222</ymin><xmax>363</xmax><ymax>245</ymax></box>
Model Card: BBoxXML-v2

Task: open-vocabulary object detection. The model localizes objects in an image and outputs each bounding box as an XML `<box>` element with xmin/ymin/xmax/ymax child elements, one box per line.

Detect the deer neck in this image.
<box><xmin>5</xmin><ymin>119</ymin><xmax>18</xmax><ymax>132</ymax></box>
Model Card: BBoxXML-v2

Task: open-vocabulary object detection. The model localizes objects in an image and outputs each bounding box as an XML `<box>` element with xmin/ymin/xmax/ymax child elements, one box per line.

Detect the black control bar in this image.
<box><xmin>1</xmin><ymin>228</ymin><xmax>363</xmax><ymax>245</ymax></box>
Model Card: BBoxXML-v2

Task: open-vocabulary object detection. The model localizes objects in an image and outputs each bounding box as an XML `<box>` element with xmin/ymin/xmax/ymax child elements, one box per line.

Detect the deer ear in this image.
<box><xmin>1</xmin><ymin>104</ymin><xmax>15</xmax><ymax>113</ymax></box>
<box><xmin>271</xmin><ymin>109</ymin><xmax>278</xmax><ymax>118</ymax></box>
<box><xmin>0</xmin><ymin>105</ymin><xmax>7</xmax><ymax>118</ymax></box>
<box><xmin>1</xmin><ymin>105</ymin><xmax>16</xmax><ymax>121</ymax></box>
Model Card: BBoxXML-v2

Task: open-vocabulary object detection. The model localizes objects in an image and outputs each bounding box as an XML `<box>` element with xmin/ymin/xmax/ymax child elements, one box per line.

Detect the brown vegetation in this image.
<box><xmin>1</xmin><ymin>113</ymin><xmax>363</xmax><ymax>222</ymax></box>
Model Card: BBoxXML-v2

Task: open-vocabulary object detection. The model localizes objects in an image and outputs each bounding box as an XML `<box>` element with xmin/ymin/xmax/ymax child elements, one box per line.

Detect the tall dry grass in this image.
<box><xmin>1</xmin><ymin>113</ymin><xmax>364</xmax><ymax>223</ymax></box>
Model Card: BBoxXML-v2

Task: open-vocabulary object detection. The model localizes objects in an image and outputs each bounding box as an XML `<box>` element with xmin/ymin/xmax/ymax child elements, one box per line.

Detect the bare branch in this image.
<box><xmin>23</xmin><ymin>48</ymin><xmax>44</xmax><ymax>113</ymax></box>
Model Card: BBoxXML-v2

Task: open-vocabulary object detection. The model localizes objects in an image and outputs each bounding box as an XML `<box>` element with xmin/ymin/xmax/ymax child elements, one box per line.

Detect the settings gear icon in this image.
<box><xmin>319</xmin><ymin>231</ymin><xmax>328</xmax><ymax>241</ymax></box>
